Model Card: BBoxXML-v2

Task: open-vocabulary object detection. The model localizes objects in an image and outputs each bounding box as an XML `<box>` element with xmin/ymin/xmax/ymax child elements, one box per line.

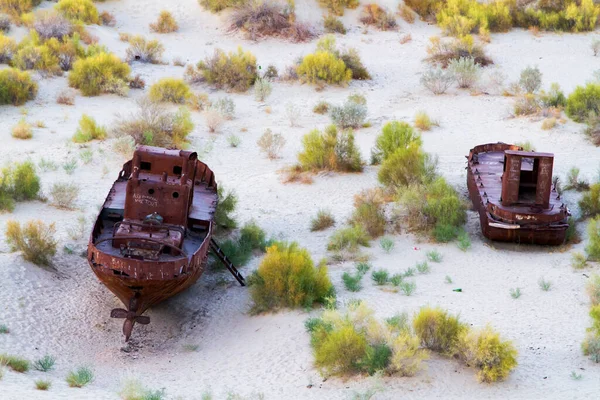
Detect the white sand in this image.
<box><xmin>1</xmin><ymin>0</ymin><xmax>600</xmax><ymax>399</ymax></box>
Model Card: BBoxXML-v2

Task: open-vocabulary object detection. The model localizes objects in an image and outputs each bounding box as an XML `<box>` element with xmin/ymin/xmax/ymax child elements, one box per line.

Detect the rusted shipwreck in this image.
<box><xmin>88</xmin><ymin>146</ymin><xmax>244</xmax><ymax>341</ymax></box>
<box><xmin>467</xmin><ymin>143</ymin><xmax>569</xmax><ymax>245</ymax></box>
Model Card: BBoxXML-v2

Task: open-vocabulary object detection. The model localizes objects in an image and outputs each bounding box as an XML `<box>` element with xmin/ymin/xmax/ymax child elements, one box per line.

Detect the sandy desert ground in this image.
<box><xmin>1</xmin><ymin>0</ymin><xmax>600</xmax><ymax>399</ymax></box>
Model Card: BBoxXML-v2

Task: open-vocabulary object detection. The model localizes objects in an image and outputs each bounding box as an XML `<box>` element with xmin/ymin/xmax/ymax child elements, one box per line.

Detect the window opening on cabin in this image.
<box><xmin>518</xmin><ymin>157</ymin><xmax>538</xmax><ymax>203</ymax></box>
<box><xmin>173</xmin><ymin>165</ymin><xmax>182</xmax><ymax>175</ymax></box>
<box><xmin>140</xmin><ymin>161</ymin><xmax>152</xmax><ymax>171</ymax></box>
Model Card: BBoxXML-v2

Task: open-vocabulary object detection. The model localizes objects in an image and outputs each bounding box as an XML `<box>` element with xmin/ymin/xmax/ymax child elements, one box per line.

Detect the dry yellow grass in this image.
<box><xmin>12</xmin><ymin>119</ymin><xmax>32</xmax><ymax>139</ymax></box>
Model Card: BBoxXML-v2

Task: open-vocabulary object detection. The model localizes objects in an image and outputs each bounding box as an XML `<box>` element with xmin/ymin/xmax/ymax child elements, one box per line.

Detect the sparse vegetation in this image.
<box><xmin>313</xmin><ymin>101</ymin><xmax>330</xmax><ymax>114</ymax></box>
<box><xmin>248</xmin><ymin>242</ymin><xmax>333</xmax><ymax>313</ymax></box>
<box><xmin>379</xmin><ymin>237</ymin><xmax>394</xmax><ymax>253</ymax></box>
<box><xmin>0</xmin><ymin>354</ymin><xmax>30</xmax><ymax>373</ymax></box>
<box><xmin>72</xmin><ymin>114</ymin><xmax>106</xmax><ymax>143</ymax></box>
<box><xmin>11</xmin><ymin>119</ymin><xmax>32</xmax><ymax>139</ymax></box>
<box><xmin>66</xmin><ymin>366</ymin><xmax>94</xmax><ymax>388</ymax></box>
<box><xmin>580</xmin><ymin>184</ymin><xmax>600</xmax><ymax>218</ymax></box>
<box><xmin>414</xmin><ymin>111</ymin><xmax>437</xmax><ymax>131</ymax></box>
<box><xmin>150</xmin><ymin>10</ymin><xmax>178</xmax><ymax>33</ymax></box>
<box><xmin>297</xmin><ymin>125</ymin><xmax>363</xmax><ymax>173</ymax></box>
<box><xmin>359</xmin><ymin>4</ymin><xmax>397</xmax><ymax>31</ymax></box>
<box><xmin>323</xmin><ymin>14</ymin><xmax>346</xmax><ymax>34</ymax></box>
<box><xmin>538</xmin><ymin>278</ymin><xmax>552</xmax><ymax>291</ymax></box>
<box><xmin>215</xmin><ymin>186</ymin><xmax>238</xmax><ymax>231</ymax></box>
<box><xmin>311</xmin><ymin>209</ymin><xmax>335</xmax><ymax>231</ymax></box>
<box><xmin>371</xmin><ymin>121</ymin><xmax>421</xmax><ymax>165</ymax></box>
<box><xmin>0</xmin><ymin>160</ymin><xmax>40</xmax><ymax>211</ymax></box>
<box><xmin>50</xmin><ymin>182</ymin><xmax>79</xmax><ymax>209</ymax></box>
<box><xmin>510</xmin><ymin>287</ymin><xmax>522</xmax><ymax>299</ymax></box>
<box><xmin>350</xmin><ymin>188</ymin><xmax>386</xmax><ymax>238</ymax></box>
<box><xmin>119</xmin><ymin>378</ymin><xmax>165</xmax><ymax>400</ymax></box>
<box><xmin>426</xmin><ymin>250</ymin><xmax>442</xmax><ymax>263</ymax></box>
<box><xmin>254</xmin><ymin>77</ymin><xmax>272</xmax><ymax>102</ymax></box>
<box><xmin>0</xmin><ymin>325</ymin><xmax>8</xmax><ymax>334</ymax></box>
<box><xmin>327</xmin><ymin>225</ymin><xmax>370</xmax><ymax>256</ymax></box>
<box><xmin>587</xmin><ymin>274</ymin><xmax>600</xmax><ymax>306</ymax></box>
<box><xmin>342</xmin><ymin>271</ymin><xmax>363</xmax><ymax>292</ymax></box>
<box><xmin>426</xmin><ymin>36</ymin><xmax>493</xmax><ymax>68</ymax></box>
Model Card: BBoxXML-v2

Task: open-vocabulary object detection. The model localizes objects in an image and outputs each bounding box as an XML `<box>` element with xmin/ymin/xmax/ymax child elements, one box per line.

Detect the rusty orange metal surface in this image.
<box><xmin>87</xmin><ymin>146</ymin><xmax>221</xmax><ymax>341</ymax></box>
<box><xmin>467</xmin><ymin>143</ymin><xmax>569</xmax><ymax>245</ymax></box>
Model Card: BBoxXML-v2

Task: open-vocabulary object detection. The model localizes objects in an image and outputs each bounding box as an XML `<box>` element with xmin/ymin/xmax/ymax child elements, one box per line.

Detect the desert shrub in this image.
<box><xmin>330</xmin><ymin>99</ymin><xmax>367</xmax><ymax>129</ymax></box>
<box><xmin>566</xmin><ymin>82</ymin><xmax>600</xmax><ymax>122</ymax></box>
<box><xmin>11</xmin><ymin>35</ymin><xmax>62</xmax><ymax>76</ymax></box>
<box><xmin>414</xmin><ymin>111</ymin><xmax>437</xmax><ymax>131</ymax></box>
<box><xmin>379</xmin><ymin>237</ymin><xmax>394</xmax><ymax>253</ymax></box>
<box><xmin>427</xmin><ymin>249</ymin><xmax>442</xmax><ymax>262</ymax></box>
<box><xmin>72</xmin><ymin>114</ymin><xmax>106</xmax><ymax>142</ymax></box>
<box><xmin>323</xmin><ymin>14</ymin><xmax>346</xmax><ymax>34</ymax></box>
<box><xmin>119</xmin><ymin>379</ymin><xmax>165</xmax><ymax>400</ymax></box>
<box><xmin>0</xmin><ymin>0</ymin><xmax>39</xmax><ymax>17</ymax></box>
<box><xmin>310</xmin><ymin>209</ymin><xmax>335</xmax><ymax>231</ymax></box>
<box><xmin>11</xmin><ymin>119</ymin><xmax>32</xmax><ymax>139</ymax></box>
<box><xmin>0</xmin><ymin>14</ymin><xmax>10</xmax><ymax>32</ymax></box>
<box><xmin>541</xmin><ymin>117</ymin><xmax>556</xmax><ymax>130</ymax></box>
<box><xmin>572</xmin><ymin>252</ymin><xmax>588</xmax><ymax>269</ymax></box>
<box><xmin>371</xmin><ymin>121</ymin><xmax>421</xmax><ymax>164</ymax></box>
<box><xmin>297</xmin><ymin>51</ymin><xmax>352</xmax><ymax>86</ymax></box>
<box><xmin>215</xmin><ymin>186</ymin><xmax>238</xmax><ymax>231</ymax></box>
<box><xmin>0</xmin><ymin>68</ymin><xmax>37</xmax><ymax>105</ymax></box>
<box><xmin>150</xmin><ymin>10</ymin><xmax>178</xmax><ymax>33</ymax></box>
<box><xmin>339</xmin><ymin>48</ymin><xmax>371</xmax><ymax>80</ymax></box>
<box><xmin>194</xmin><ymin>47</ymin><xmax>257</xmax><ymax>92</ymax></box>
<box><xmin>254</xmin><ymin>77</ymin><xmax>272</xmax><ymax>102</ymax></box>
<box><xmin>34</xmin><ymin>355</ymin><xmax>55</xmax><ymax>372</ymax></box>
<box><xmin>378</xmin><ymin>142</ymin><xmax>437</xmax><ymax>188</ymax></box>
<box><xmin>580</xmin><ymin>183</ymin><xmax>600</xmax><ymax>218</ymax></box>
<box><xmin>35</xmin><ymin>379</ymin><xmax>51</xmax><ymax>390</ymax></box>
<box><xmin>313</xmin><ymin>101</ymin><xmax>330</xmax><ymax>114</ymax></box>
<box><xmin>0</xmin><ymin>354</ymin><xmax>30</xmax><ymax>373</ymax></box>
<box><xmin>1</xmin><ymin>161</ymin><xmax>40</xmax><ymax>205</ymax></box>
<box><xmin>539</xmin><ymin>82</ymin><xmax>566</xmax><ymax>108</ymax></box>
<box><xmin>0</xmin><ymin>34</ymin><xmax>16</xmax><ymax>63</ymax></box>
<box><xmin>211</xmin><ymin>97</ymin><xmax>236</xmax><ymax>119</ymax></box>
<box><xmin>212</xmin><ymin>221</ymin><xmax>266</xmax><ymax>268</ymax></box>
<box><xmin>456</xmin><ymin>326</ymin><xmax>518</xmax><ymax>383</ymax></box>
<box><xmin>69</xmin><ymin>52</ymin><xmax>130</xmax><ymax>96</ymax></box>
<box><xmin>371</xmin><ymin>269</ymin><xmax>389</xmax><ymax>285</ymax></box>
<box><xmin>350</xmin><ymin>189</ymin><xmax>386</xmax><ymax>238</ymax></box>
<box><xmin>55</xmin><ymin>0</ymin><xmax>99</xmax><ymax>24</ymax></box>
<box><xmin>327</xmin><ymin>225</ymin><xmax>370</xmax><ymax>254</ymax></box>
<box><xmin>248</xmin><ymin>242</ymin><xmax>333</xmax><ymax>313</ymax></box>
<box><xmin>513</xmin><ymin>94</ymin><xmax>541</xmax><ymax>116</ymax></box>
<box><xmin>113</xmin><ymin>97</ymin><xmax>193</xmax><ymax>148</ymax></box>
<box><xmin>448</xmin><ymin>57</ymin><xmax>480</xmax><ymax>89</ymax></box>
<box><xmin>257</xmin><ymin>128</ymin><xmax>285</xmax><ymax>159</ymax></box>
<box><xmin>426</xmin><ymin>35</ymin><xmax>492</xmax><ymax>68</ymax></box>
<box><xmin>149</xmin><ymin>78</ymin><xmax>191</xmax><ymax>104</ymax></box>
<box><xmin>34</xmin><ymin>11</ymin><xmax>72</xmax><ymax>40</ymax></box>
<box><xmin>413</xmin><ymin>306</ymin><xmax>467</xmax><ymax>354</ymax></box>
<box><xmin>586</xmin><ymin>274</ymin><xmax>600</xmax><ymax>306</ymax></box>
<box><xmin>318</xmin><ymin>0</ymin><xmax>359</xmax><ymax>16</ymax></box>
<box><xmin>342</xmin><ymin>271</ymin><xmax>362</xmax><ymax>292</ymax></box>
<box><xmin>297</xmin><ymin>125</ymin><xmax>363</xmax><ymax>172</ymax></box>
<box><xmin>582</xmin><ymin>333</ymin><xmax>600</xmax><ymax>363</ymax></box>
<box><xmin>66</xmin><ymin>366</ymin><xmax>94</xmax><ymax>388</ymax></box>
<box><xmin>203</xmin><ymin>109</ymin><xmax>223</xmax><ymax>133</ymax></box>
<box><xmin>125</xmin><ymin>36</ymin><xmax>164</xmax><ymax>64</ymax></box>
<box><xmin>421</xmin><ymin>65</ymin><xmax>454</xmax><ymax>95</ymax></box>
<box><xmin>50</xmin><ymin>182</ymin><xmax>79</xmax><ymax>209</ymax></box>
<box><xmin>359</xmin><ymin>4</ymin><xmax>397</xmax><ymax>31</ymax></box>
<box><xmin>586</xmin><ymin>216</ymin><xmax>600</xmax><ymax>260</ymax></box>
<box><xmin>564</xmin><ymin>167</ymin><xmax>589</xmax><ymax>191</ymax></box>
<box><xmin>519</xmin><ymin>65</ymin><xmax>542</xmax><ymax>93</ymax></box>
<box><xmin>5</xmin><ymin>220</ymin><xmax>57</xmax><ymax>266</ymax></box>
<box><xmin>199</xmin><ymin>0</ymin><xmax>247</xmax><ymax>13</ymax></box>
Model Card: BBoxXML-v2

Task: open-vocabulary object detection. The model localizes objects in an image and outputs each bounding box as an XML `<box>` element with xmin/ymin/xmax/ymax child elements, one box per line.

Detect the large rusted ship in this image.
<box><xmin>466</xmin><ymin>143</ymin><xmax>569</xmax><ymax>245</ymax></box>
<box><xmin>88</xmin><ymin>146</ymin><xmax>244</xmax><ymax>341</ymax></box>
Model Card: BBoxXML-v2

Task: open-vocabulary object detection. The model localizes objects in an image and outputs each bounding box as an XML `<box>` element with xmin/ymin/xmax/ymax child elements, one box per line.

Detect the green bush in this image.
<box><xmin>519</xmin><ymin>66</ymin><xmax>542</xmax><ymax>94</ymax></box>
<box><xmin>582</xmin><ymin>332</ymin><xmax>600</xmax><ymax>363</ymax></box>
<box><xmin>248</xmin><ymin>242</ymin><xmax>333</xmax><ymax>313</ymax></box>
<box><xmin>323</xmin><ymin>14</ymin><xmax>346</xmax><ymax>34</ymax></box>
<box><xmin>317</xmin><ymin>0</ymin><xmax>359</xmax><ymax>16</ymax></box>
<box><xmin>0</xmin><ymin>161</ymin><xmax>40</xmax><ymax>211</ymax></box>
<box><xmin>371</xmin><ymin>269</ymin><xmax>389</xmax><ymax>285</ymax></box>
<box><xmin>5</xmin><ymin>220</ymin><xmax>57</xmax><ymax>266</ymax></box>
<box><xmin>327</xmin><ymin>225</ymin><xmax>370</xmax><ymax>253</ymax></box>
<box><xmin>413</xmin><ymin>306</ymin><xmax>468</xmax><ymax>354</ymax></box>
<box><xmin>342</xmin><ymin>271</ymin><xmax>362</xmax><ymax>292</ymax></box>
<box><xmin>310</xmin><ymin>209</ymin><xmax>335</xmax><ymax>231</ymax></box>
<box><xmin>55</xmin><ymin>0</ymin><xmax>100</xmax><ymax>24</ymax></box>
<box><xmin>330</xmin><ymin>99</ymin><xmax>367</xmax><ymax>129</ymax></box>
<box><xmin>579</xmin><ymin>183</ymin><xmax>600</xmax><ymax>218</ymax></box>
<box><xmin>33</xmin><ymin>355</ymin><xmax>55</xmax><ymax>372</ymax></box>
<box><xmin>195</xmin><ymin>47</ymin><xmax>257</xmax><ymax>92</ymax></box>
<box><xmin>0</xmin><ymin>354</ymin><xmax>30</xmax><ymax>373</ymax></box>
<box><xmin>371</xmin><ymin>121</ymin><xmax>422</xmax><ymax>164</ymax></box>
<box><xmin>215</xmin><ymin>186</ymin><xmax>238</xmax><ymax>231</ymax></box>
<box><xmin>125</xmin><ymin>35</ymin><xmax>164</xmax><ymax>64</ymax></box>
<box><xmin>297</xmin><ymin>51</ymin><xmax>352</xmax><ymax>85</ymax></box>
<box><xmin>0</xmin><ymin>0</ymin><xmax>40</xmax><ymax>17</ymax></box>
<box><xmin>66</xmin><ymin>366</ymin><xmax>94</xmax><ymax>388</ymax></box>
<box><xmin>540</xmin><ymin>82</ymin><xmax>567</xmax><ymax>108</ymax></box>
<box><xmin>69</xmin><ymin>52</ymin><xmax>130</xmax><ymax>96</ymax></box>
<box><xmin>456</xmin><ymin>326</ymin><xmax>518</xmax><ymax>383</ymax></box>
<box><xmin>586</xmin><ymin>216</ymin><xmax>600</xmax><ymax>261</ymax></box>
<box><xmin>72</xmin><ymin>114</ymin><xmax>106</xmax><ymax>142</ymax></box>
<box><xmin>297</xmin><ymin>125</ymin><xmax>363</xmax><ymax>172</ymax></box>
<box><xmin>566</xmin><ymin>82</ymin><xmax>600</xmax><ymax>122</ymax></box>
<box><xmin>378</xmin><ymin>142</ymin><xmax>437</xmax><ymax>188</ymax></box>
<box><xmin>149</xmin><ymin>78</ymin><xmax>191</xmax><ymax>104</ymax></box>
<box><xmin>150</xmin><ymin>10</ymin><xmax>178</xmax><ymax>33</ymax></box>
<box><xmin>349</xmin><ymin>189</ymin><xmax>386</xmax><ymax>238</ymax></box>
<box><xmin>0</xmin><ymin>68</ymin><xmax>37</xmax><ymax>105</ymax></box>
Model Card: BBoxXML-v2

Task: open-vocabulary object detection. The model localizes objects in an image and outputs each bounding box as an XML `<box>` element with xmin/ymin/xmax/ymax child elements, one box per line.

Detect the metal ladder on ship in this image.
<box><xmin>209</xmin><ymin>238</ymin><xmax>246</xmax><ymax>286</ymax></box>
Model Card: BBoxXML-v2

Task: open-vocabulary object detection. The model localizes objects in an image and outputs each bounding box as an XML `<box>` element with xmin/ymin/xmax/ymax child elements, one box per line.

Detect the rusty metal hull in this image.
<box><xmin>87</xmin><ymin>146</ymin><xmax>218</xmax><ymax>340</ymax></box>
<box><xmin>467</xmin><ymin>143</ymin><xmax>569</xmax><ymax>246</ymax></box>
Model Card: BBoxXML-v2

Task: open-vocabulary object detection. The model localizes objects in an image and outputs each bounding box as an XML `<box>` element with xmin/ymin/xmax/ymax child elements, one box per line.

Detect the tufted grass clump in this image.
<box><xmin>379</xmin><ymin>237</ymin><xmax>394</xmax><ymax>253</ymax></box>
<box><xmin>72</xmin><ymin>114</ymin><xmax>106</xmax><ymax>142</ymax></box>
<box><xmin>0</xmin><ymin>324</ymin><xmax>8</xmax><ymax>334</ymax></box>
<box><xmin>69</xmin><ymin>52</ymin><xmax>130</xmax><ymax>96</ymax></box>
<box><xmin>509</xmin><ymin>287</ymin><xmax>522</xmax><ymax>299</ymax></box>
<box><xmin>190</xmin><ymin>47</ymin><xmax>257</xmax><ymax>92</ymax></box>
<box><xmin>310</xmin><ymin>209</ymin><xmax>335</xmax><ymax>231</ymax></box>
<box><xmin>414</xmin><ymin>111</ymin><xmax>438</xmax><ymax>131</ymax></box>
<box><xmin>456</xmin><ymin>326</ymin><xmax>518</xmax><ymax>383</ymax></box>
<box><xmin>307</xmin><ymin>302</ymin><xmax>428</xmax><ymax>377</ymax></box>
<box><xmin>35</xmin><ymin>379</ymin><xmax>51</xmax><ymax>390</ymax></box>
<box><xmin>586</xmin><ymin>216</ymin><xmax>600</xmax><ymax>261</ymax></box>
<box><xmin>448</xmin><ymin>57</ymin><xmax>480</xmax><ymax>89</ymax></box>
<box><xmin>11</xmin><ymin>119</ymin><xmax>32</xmax><ymax>139</ymax></box>
<box><xmin>359</xmin><ymin>4</ymin><xmax>397</xmax><ymax>31</ymax></box>
<box><xmin>371</xmin><ymin>269</ymin><xmax>389</xmax><ymax>285</ymax></box>
<box><xmin>313</xmin><ymin>101</ymin><xmax>330</xmax><ymax>114</ymax></box>
<box><xmin>66</xmin><ymin>366</ymin><xmax>94</xmax><ymax>388</ymax></box>
<box><xmin>0</xmin><ymin>354</ymin><xmax>30</xmax><ymax>373</ymax></box>
<box><xmin>0</xmin><ymin>68</ymin><xmax>38</xmax><ymax>105</ymax></box>
<box><xmin>426</xmin><ymin>250</ymin><xmax>442</xmax><ymax>262</ymax></box>
<box><xmin>150</xmin><ymin>10</ymin><xmax>178</xmax><ymax>33</ymax></box>
<box><xmin>6</xmin><ymin>220</ymin><xmax>57</xmax><ymax>266</ymax></box>
<box><xmin>349</xmin><ymin>188</ymin><xmax>386</xmax><ymax>238</ymax></box>
<box><xmin>55</xmin><ymin>0</ymin><xmax>99</xmax><ymax>24</ymax></box>
<box><xmin>297</xmin><ymin>125</ymin><xmax>363</xmax><ymax>173</ymax></box>
<box><xmin>342</xmin><ymin>271</ymin><xmax>363</xmax><ymax>292</ymax></box>
<box><xmin>257</xmin><ymin>129</ymin><xmax>285</xmax><ymax>159</ymax></box>
<box><xmin>330</xmin><ymin>97</ymin><xmax>367</xmax><ymax>129</ymax></box>
<box><xmin>34</xmin><ymin>355</ymin><xmax>56</xmax><ymax>372</ymax></box>
<box><xmin>149</xmin><ymin>78</ymin><xmax>191</xmax><ymax>104</ymax></box>
<box><xmin>519</xmin><ymin>66</ymin><xmax>542</xmax><ymax>94</ymax></box>
<box><xmin>413</xmin><ymin>306</ymin><xmax>467</xmax><ymax>354</ymax></box>
<box><xmin>399</xmin><ymin>280</ymin><xmax>416</xmax><ymax>296</ymax></box>
<box><xmin>50</xmin><ymin>182</ymin><xmax>79</xmax><ymax>209</ymax></box>
<box><xmin>566</xmin><ymin>82</ymin><xmax>600</xmax><ymax>123</ymax></box>
<box><xmin>323</xmin><ymin>14</ymin><xmax>346</xmax><ymax>34</ymax></box>
<box><xmin>416</xmin><ymin>261</ymin><xmax>430</xmax><ymax>274</ymax></box>
<box><xmin>327</xmin><ymin>225</ymin><xmax>370</xmax><ymax>256</ymax></box>
<box><xmin>125</xmin><ymin>35</ymin><xmax>164</xmax><ymax>64</ymax></box>
<box><xmin>248</xmin><ymin>242</ymin><xmax>334</xmax><ymax>314</ymax></box>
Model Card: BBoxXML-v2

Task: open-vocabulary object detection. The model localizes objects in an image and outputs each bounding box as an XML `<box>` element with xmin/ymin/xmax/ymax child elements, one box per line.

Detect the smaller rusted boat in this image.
<box><xmin>88</xmin><ymin>146</ymin><xmax>244</xmax><ymax>341</ymax></box>
<box><xmin>467</xmin><ymin>143</ymin><xmax>569</xmax><ymax>245</ymax></box>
